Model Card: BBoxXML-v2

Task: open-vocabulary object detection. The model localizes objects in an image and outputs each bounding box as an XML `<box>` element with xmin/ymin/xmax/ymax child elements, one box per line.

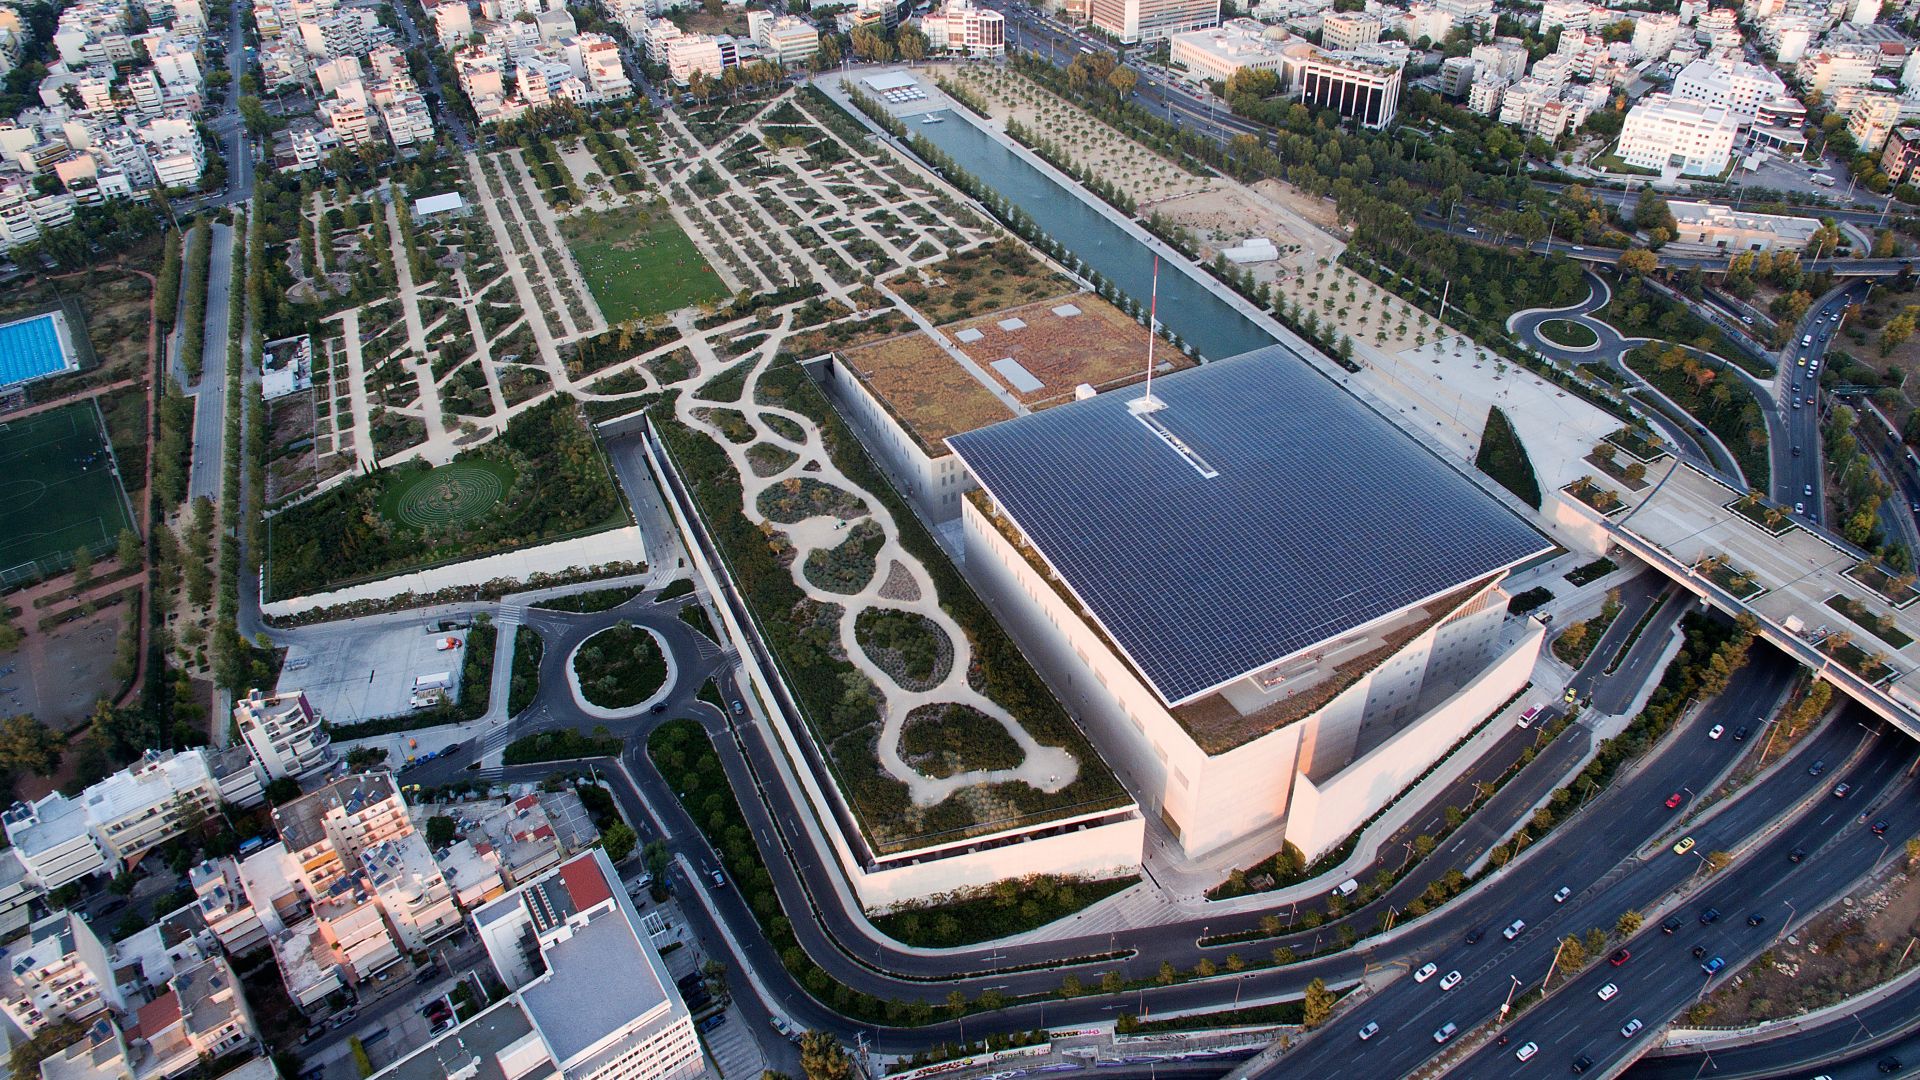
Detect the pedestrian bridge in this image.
<box><xmin>1554</xmin><ymin>457</ymin><xmax>1920</xmax><ymax>737</ymax></box>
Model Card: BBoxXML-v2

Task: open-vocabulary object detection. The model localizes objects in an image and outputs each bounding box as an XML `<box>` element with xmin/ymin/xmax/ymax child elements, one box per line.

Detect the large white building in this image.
<box><xmin>1618</xmin><ymin>93</ymin><xmax>1738</xmax><ymax>177</ymax></box>
<box><xmin>456</xmin><ymin>850</ymin><xmax>702</xmax><ymax>1080</ymax></box>
<box><xmin>1299</xmin><ymin>51</ymin><xmax>1402</xmax><ymax>127</ymax></box>
<box><xmin>947</xmin><ymin>349</ymin><xmax>1551</xmax><ymax>860</ymax></box>
<box><xmin>1670</xmin><ymin>56</ymin><xmax>1787</xmax><ymax>125</ymax></box>
<box><xmin>1319</xmin><ymin>11</ymin><xmax>1380</xmax><ymax>49</ymax></box>
<box><xmin>1850</xmin><ymin>91</ymin><xmax>1903</xmax><ymax>152</ymax></box>
<box><xmin>1168</xmin><ymin>18</ymin><xmax>1292</xmax><ymax>83</ymax></box>
<box><xmin>0</xmin><ymin>912</ymin><xmax>125</xmax><ymax>1033</ymax></box>
<box><xmin>1087</xmin><ymin>0</ymin><xmax>1219</xmax><ymax>45</ymax></box>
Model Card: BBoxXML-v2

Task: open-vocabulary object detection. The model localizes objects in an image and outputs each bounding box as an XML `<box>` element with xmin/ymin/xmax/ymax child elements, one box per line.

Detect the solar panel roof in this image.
<box><xmin>947</xmin><ymin>346</ymin><xmax>1552</xmax><ymax>706</ymax></box>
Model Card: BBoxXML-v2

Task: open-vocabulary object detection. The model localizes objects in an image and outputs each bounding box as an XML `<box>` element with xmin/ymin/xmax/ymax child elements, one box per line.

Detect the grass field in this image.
<box><xmin>562</xmin><ymin>207</ymin><xmax>728</xmax><ymax>322</ymax></box>
<box><xmin>0</xmin><ymin>403</ymin><xmax>135</xmax><ymax>586</ymax></box>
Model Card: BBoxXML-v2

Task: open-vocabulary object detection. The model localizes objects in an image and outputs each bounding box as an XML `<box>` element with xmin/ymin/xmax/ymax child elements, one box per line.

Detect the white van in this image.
<box><xmin>1334</xmin><ymin>878</ymin><xmax>1359</xmax><ymax>898</ymax></box>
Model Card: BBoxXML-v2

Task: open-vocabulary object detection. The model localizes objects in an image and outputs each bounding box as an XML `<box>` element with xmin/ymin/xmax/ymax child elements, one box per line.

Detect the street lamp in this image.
<box><xmin>1500</xmin><ymin>974</ymin><xmax>1521</xmax><ymax>1022</ymax></box>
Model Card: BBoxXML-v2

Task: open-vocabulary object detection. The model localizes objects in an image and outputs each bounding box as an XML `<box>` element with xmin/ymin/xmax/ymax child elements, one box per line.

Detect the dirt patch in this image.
<box><xmin>266</xmin><ymin>390</ymin><xmax>321</xmax><ymax>502</ymax></box>
<box><xmin>838</xmin><ymin>329</ymin><xmax>1014</xmax><ymax>454</ymax></box>
<box><xmin>2</xmin><ymin>603</ymin><xmax>128</xmax><ymax>733</ymax></box>
<box><xmin>1690</xmin><ymin>863</ymin><xmax>1920</xmax><ymax>1028</ymax></box>
<box><xmin>944</xmin><ymin>292</ymin><xmax>1192</xmax><ymax>410</ymax></box>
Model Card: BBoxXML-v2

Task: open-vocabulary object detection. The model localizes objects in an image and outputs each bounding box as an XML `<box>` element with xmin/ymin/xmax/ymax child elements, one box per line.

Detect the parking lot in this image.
<box><xmin>278</xmin><ymin>618</ymin><xmax>473</xmax><ymax>723</ymax></box>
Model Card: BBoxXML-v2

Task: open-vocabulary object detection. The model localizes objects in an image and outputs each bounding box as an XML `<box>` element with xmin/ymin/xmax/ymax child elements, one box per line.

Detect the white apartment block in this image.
<box><xmin>429</xmin><ymin>0</ymin><xmax>473</xmax><ymax>47</ymax></box>
<box><xmin>568</xmin><ymin>33</ymin><xmax>633</xmax><ymax>101</ymax></box>
<box><xmin>1168</xmin><ymin>18</ymin><xmax>1292</xmax><ymax>82</ymax></box>
<box><xmin>191</xmin><ymin>858</ymin><xmax>269</xmax><ymax>955</ymax></box>
<box><xmin>383</xmin><ymin>92</ymin><xmax>435</xmax><ymax>146</ymax></box>
<box><xmin>2</xmin><ymin>793</ymin><xmax>106</xmax><ymax>888</ymax></box>
<box><xmin>319</xmin><ymin>94</ymin><xmax>372</xmax><ymax>147</ymax></box>
<box><xmin>1467</xmin><ymin>70</ymin><xmax>1505</xmax><ymax>114</ymax></box>
<box><xmin>1670</xmin><ymin>56</ymin><xmax>1787</xmax><ymax>125</ymax></box>
<box><xmin>361</xmin><ymin>834</ymin><xmax>460</xmax><ymax>950</ymax></box>
<box><xmin>1797</xmin><ymin>45</ymin><xmax>1878</xmax><ymax>93</ymax></box>
<box><xmin>1765</xmin><ymin>16</ymin><xmax>1814</xmax><ymax>63</ymax></box>
<box><xmin>1319</xmin><ymin>11</ymin><xmax>1379</xmax><ymax>49</ymax></box>
<box><xmin>1849</xmin><ymin>89</ymin><xmax>1902</xmax><ymax>151</ymax></box>
<box><xmin>746</xmin><ymin>11</ymin><xmax>819</xmax><ymax>65</ymax></box>
<box><xmin>1539</xmin><ymin>0</ymin><xmax>1602</xmax><ymax>30</ymax></box>
<box><xmin>1632</xmin><ymin>11</ymin><xmax>1682</xmax><ymax>58</ymax></box>
<box><xmin>0</xmin><ymin>912</ymin><xmax>125</xmax><ymax>1034</ymax></box>
<box><xmin>1619</xmin><ymin>92</ymin><xmax>1738</xmax><ymax>176</ymax></box>
<box><xmin>1471</xmin><ymin>38</ymin><xmax>1528</xmax><ymax>81</ymax></box>
<box><xmin>234</xmin><ymin>689</ymin><xmax>336</xmax><ymax>781</ymax></box>
<box><xmin>1849</xmin><ymin>0</ymin><xmax>1883</xmax><ymax>23</ymax></box>
<box><xmin>921</xmin><ymin>0</ymin><xmax>1006</xmax><ymax>56</ymax></box>
<box><xmin>662</xmin><ymin>30</ymin><xmax>727</xmax><ymax>82</ymax></box>
<box><xmin>1299</xmin><ymin>50</ymin><xmax>1401</xmax><ymax>127</ymax></box>
<box><xmin>1087</xmin><ymin>0</ymin><xmax>1219</xmax><ymax>45</ymax></box>
<box><xmin>139</xmin><ymin>114</ymin><xmax>206</xmax><ymax>190</ymax></box>
<box><xmin>1400</xmin><ymin>3</ymin><xmax>1452</xmax><ymax>45</ymax></box>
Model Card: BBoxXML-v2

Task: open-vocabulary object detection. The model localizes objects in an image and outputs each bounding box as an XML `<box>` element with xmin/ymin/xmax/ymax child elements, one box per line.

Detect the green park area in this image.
<box><xmin>265</xmin><ymin>396</ymin><xmax>625</xmax><ymax>599</ymax></box>
<box><xmin>0</xmin><ymin>403</ymin><xmax>135</xmax><ymax>587</ymax></box>
<box><xmin>562</xmin><ymin>207</ymin><xmax>728</xmax><ymax>322</ymax></box>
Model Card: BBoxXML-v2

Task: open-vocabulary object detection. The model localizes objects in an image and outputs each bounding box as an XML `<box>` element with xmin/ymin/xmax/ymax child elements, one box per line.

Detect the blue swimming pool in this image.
<box><xmin>0</xmin><ymin>313</ymin><xmax>71</xmax><ymax>389</ymax></box>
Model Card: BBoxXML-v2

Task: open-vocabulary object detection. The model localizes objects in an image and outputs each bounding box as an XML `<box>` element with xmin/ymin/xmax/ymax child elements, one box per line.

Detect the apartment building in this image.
<box><xmin>1632</xmin><ymin>12</ymin><xmax>1682</xmax><ymax>58</ymax></box>
<box><xmin>190</xmin><ymin>859</ymin><xmax>269</xmax><ymax>956</ymax></box>
<box><xmin>271</xmin><ymin>772</ymin><xmax>413</xmax><ymax>897</ymax></box>
<box><xmin>1797</xmin><ymin>45</ymin><xmax>1878</xmax><ymax>94</ymax></box>
<box><xmin>234</xmin><ymin>689</ymin><xmax>336</xmax><ymax>782</ymax></box>
<box><xmin>920</xmin><ymin>0</ymin><xmax>1006</xmax><ymax>56</ymax></box>
<box><xmin>1849</xmin><ymin>90</ymin><xmax>1902</xmax><ymax>152</ymax></box>
<box><xmin>3</xmin><ymin>793</ymin><xmax>107</xmax><ymax>889</ymax></box>
<box><xmin>1882</xmin><ymin>124</ymin><xmax>1920</xmax><ymax>181</ymax></box>
<box><xmin>1319</xmin><ymin>11</ymin><xmax>1379</xmax><ymax>49</ymax></box>
<box><xmin>1670</xmin><ymin>56</ymin><xmax>1786</xmax><ymax>125</ymax></box>
<box><xmin>360</xmin><ymin>834</ymin><xmax>460</xmax><ymax>950</ymax></box>
<box><xmin>0</xmin><ymin>912</ymin><xmax>125</xmax><ymax>1034</ymax></box>
<box><xmin>747</xmin><ymin>12</ymin><xmax>820</xmax><ymax>65</ymax></box>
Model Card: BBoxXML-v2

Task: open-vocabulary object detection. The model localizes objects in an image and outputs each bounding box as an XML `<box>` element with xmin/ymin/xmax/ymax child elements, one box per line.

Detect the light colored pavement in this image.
<box><xmin>333</xmin><ymin>306</ymin><xmax>376</xmax><ymax>467</ymax></box>
<box><xmin>187</xmin><ymin>222</ymin><xmax>234</xmax><ymax>501</ymax></box>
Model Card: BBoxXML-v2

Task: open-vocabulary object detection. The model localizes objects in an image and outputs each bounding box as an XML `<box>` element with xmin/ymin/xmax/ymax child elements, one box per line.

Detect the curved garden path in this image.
<box><xmin>672</xmin><ymin>346</ymin><xmax>1080</xmax><ymax>806</ymax></box>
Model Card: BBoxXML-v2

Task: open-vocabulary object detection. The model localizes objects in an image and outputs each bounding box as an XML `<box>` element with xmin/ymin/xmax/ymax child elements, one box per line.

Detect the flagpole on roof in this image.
<box><xmin>1143</xmin><ymin>254</ymin><xmax>1160</xmax><ymax>409</ymax></box>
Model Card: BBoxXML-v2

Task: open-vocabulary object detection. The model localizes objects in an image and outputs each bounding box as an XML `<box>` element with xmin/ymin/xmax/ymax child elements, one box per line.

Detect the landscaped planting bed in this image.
<box><xmin>803</xmin><ymin>520</ymin><xmax>883</xmax><ymax>594</ymax></box>
<box><xmin>1538</xmin><ymin>319</ymin><xmax>1598</xmax><ymax>348</ymax></box>
<box><xmin>856</xmin><ymin>608</ymin><xmax>952</xmax><ymax>691</ymax></box>
<box><xmin>572</xmin><ymin>622</ymin><xmax>667</xmax><ymax>708</ymax></box>
<box><xmin>899</xmin><ymin>703</ymin><xmax>1020</xmax><ymax>777</ymax></box>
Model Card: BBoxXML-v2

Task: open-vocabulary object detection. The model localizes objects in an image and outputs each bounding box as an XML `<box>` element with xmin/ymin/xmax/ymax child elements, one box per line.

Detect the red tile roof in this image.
<box><xmin>134</xmin><ymin>991</ymin><xmax>181</xmax><ymax>1039</ymax></box>
<box><xmin>557</xmin><ymin>852</ymin><xmax>611</xmax><ymax>912</ymax></box>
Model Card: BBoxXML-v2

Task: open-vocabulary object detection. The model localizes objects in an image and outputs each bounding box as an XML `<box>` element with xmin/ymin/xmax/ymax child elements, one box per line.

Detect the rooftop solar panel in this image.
<box><xmin>947</xmin><ymin>346</ymin><xmax>1552</xmax><ymax>706</ymax></box>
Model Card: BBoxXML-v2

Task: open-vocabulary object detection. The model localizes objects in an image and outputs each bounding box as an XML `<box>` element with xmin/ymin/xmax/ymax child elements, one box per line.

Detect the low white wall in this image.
<box><xmin>858</xmin><ymin>813</ymin><xmax>1146</xmax><ymax>911</ymax></box>
<box><xmin>1549</xmin><ymin>489</ymin><xmax>1616</xmax><ymax>555</ymax></box>
<box><xmin>816</xmin><ymin>355</ymin><xmax>974</xmax><ymax>522</ymax></box>
<box><xmin>1283</xmin><ymin>620</ymin><xmax>1545</xmax><ymax>860</ymax></box>
<box><xmin>262</xmin><ymin>526</ymin><xmax>647</xmax><ymax>616</ymax></box>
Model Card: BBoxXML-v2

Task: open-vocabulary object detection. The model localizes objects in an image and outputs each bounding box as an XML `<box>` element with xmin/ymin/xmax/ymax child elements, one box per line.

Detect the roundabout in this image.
<box><xmin>567</xmin><ymin>621</ymin><xmax>676</xmax><ymax>719</ymax></box>
<box><xmin>1537</xmin><ymin>318</ymin><xmax>1600</xmax><ymax>350</ymax></box>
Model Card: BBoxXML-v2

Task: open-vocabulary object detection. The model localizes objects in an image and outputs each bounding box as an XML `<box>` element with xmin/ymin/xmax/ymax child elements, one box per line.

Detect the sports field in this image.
<box><xmin>562</xmin><ymin>208</ymin><xmax>728</xmax><ymax>323</ymax></box>
<box><xmin>0</xmin><ymin>403</ymin><xmax>135</xmax><ymax>585</ymax></box>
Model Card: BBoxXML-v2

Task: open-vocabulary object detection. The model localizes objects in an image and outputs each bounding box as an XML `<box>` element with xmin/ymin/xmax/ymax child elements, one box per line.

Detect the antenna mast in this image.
<box><xmin>1134</xmin><ymin>255</ymin><xmax>1164</xmax><ymax>414</ymax></box>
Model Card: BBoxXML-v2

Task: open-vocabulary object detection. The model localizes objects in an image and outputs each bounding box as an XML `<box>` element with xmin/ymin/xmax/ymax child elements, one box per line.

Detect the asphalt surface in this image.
<box><xmin>1629</xmin><ymin>965</ymin><xmax>1920</xmax><ymax>1078</ymax></box>
<box><xmin>1243</xmin><ymin>650</ymin><xmax>1833</xmax><ymax>1077</ymax></box>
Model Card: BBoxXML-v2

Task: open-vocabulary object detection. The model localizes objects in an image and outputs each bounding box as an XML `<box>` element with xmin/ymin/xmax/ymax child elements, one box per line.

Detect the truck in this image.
<box><xmin>415</xmin><ymin>671</ymin><xmax>453</xmax><ymax>690</ymax></box>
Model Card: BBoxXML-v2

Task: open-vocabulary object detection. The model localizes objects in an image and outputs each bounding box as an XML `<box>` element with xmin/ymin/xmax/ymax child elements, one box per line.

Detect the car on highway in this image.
<box><xmin>1809</xmin><ymin>759</ymin><xmax>1827</xmax><ymax>776</ymax></box>
<box><xmin>1673</xmin><ymin>836</ymin><xmax>1696</xmax><ymax>855</ymax></box>
<box><xmin>1702</xmin><ymin>956</ymin><xmax>1726</xmax><ymax>975</ymax></box>
<box><xmin>1610</xmin><ymin>948</ymin><xmax>1631</xmax><ymax>966</ymax></box>
<box><xmin>1834</xmin><ymin>782</ymin><xmax>1852</xmax><ymax>798</ymax></box>
<box><xmin>1357</xmin><ymin>1021</ymin><xmax>1379</xmax><ymax>1041</ymax></box>
<box><xmin>1564</xmin><ymin>687</ymin><xmax>1579</xmax><ymax>703</ymax></box>
<box><xmin>1796</xmin><ymin>502</ymin><xmax>1806</xmax><ymax>514</ymax></box>
<box><xmin>1598</xmin><ymin>982</ymin><xmax>1619</xmax><ymax>1000</ymax></box>
<box><xmin>1662</xmin><ymin>916</ymin><xmax>1683</xmax><ymax>934</ymax></box>
<box><xmin>1433</xmin><ymin>1022</ymin><xmax>1457</xmax><ymax>1044</ymax></box>
<box><xmin>1573</xmin><ymin>1053</ymin><xmax>1594</xmax><ymax>1072</ymax></box>
<box><xmin>1504</xmin><ymin>919</ymin><xmax>1527</xmax><ymax>940</ymax></box>
<box><xmin>1692</xmin><ymin>944</ymin><xmax>1708</xmax><ymax>958</ymax></box>
<box><xmin>1554</xmin><ymin>885</ymin><xmax>1572</xmax><ymax>903</ymax></box>
<box><xmin>1415</xmin><ymin>962</ymin><xmax>1438</xmax><ymax>982</ymax></box>
<box><xmin>1747</xmin><ymin>913</ymin><xmax>1767</xmax><ymax>926</ymax></box>
<box><xmin>1666</xmin><ymin>792</ymin><xmax>1685</xmax><ymax>808</ymax></box>
<box><xmin>1789</xmin><ymin>847</ymin><xmax>1807</xmax><ymax>862</ymax></box>
<box><xmin>1701</xmin><ymin>907</ymin><xmax>1721</xmax><ymax>924</ymax></box>
<box><xmin>1804</xmin><ymin>484</ymin><xmax>1813</xmax><ymax>497</ymax></box>
<box><xmin>1708</xmin><ymin>724</ymin><xmax>1725</xmax><ymax>739</ymax></box>
<box><xmin>1880</xmin><ymin>1057</ymin><xmax>1904</xmax><ymax>1073</ymax></box>
<box><xmin>1465</xmin><ymin>927</ymin><xmax>1484</xmax><ymax>944</ymax></box>
<box><xmin>1621</xmin><ymin>1018</ymin><xmax>1644</xmax><ymax>1038</ymax></box>
<box><xmin>1516</xmin><ymin>1041</ymin><xmax>1539</xmax><ymax>1061</ymax></box>
<box><xmin>1734</xmin><ymin>725</ymin><xmax>1748</xmax><ymax>741</ymax></box>
<box><xmin>1439</xmin><ymin>970</ymin><xmax>1462</xmax><ymax>991</ymax></box>
<box><xmin>1874</xmin><ymin>819</ymin><xmax>1891</xmax><ymax>835</ymax></box>
<box><xmin>1518</xmin><ymin>704</ymin><xmax>1542</xmax><ymax>728</ymax></box>
<box><xmin>710</xmin><ymin>869</ymin><xmax>727</xmax><ymax>887</ymax></box>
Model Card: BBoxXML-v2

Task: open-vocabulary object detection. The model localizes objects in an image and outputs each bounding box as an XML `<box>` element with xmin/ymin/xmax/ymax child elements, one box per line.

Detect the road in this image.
<box><xmin>187</xmin><ymin>221</ymin><xmax>234</xmax><ymax>502</ymax></box>
<box><xmin>1780</xmin><ymin>283</ymin><xmax>1863</xmax><ymax>529</ymax></box>
<box><xmin>1450</xmin><ymin>726</ymin><xmax>1918</xmax><ymax>1079</ymax></box>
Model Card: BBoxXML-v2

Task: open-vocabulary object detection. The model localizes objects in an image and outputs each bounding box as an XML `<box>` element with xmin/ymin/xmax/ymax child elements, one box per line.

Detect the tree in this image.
<box><xmin>11</xmin><ymin>1019</ymin><xmax>84</xmax><ymax>1080</ymax></box>
<box><xmin>426</xmin><ymin>815</ymin><xmax>457</xmax><ymax>848</ymax></box>
<box><xmin>0</xmin><ymin>715</ymin><xmax>62</xmax><ymax>777</ymax></box>
<box><xmin>70</xmin><ymin>546</ymin><xmax>93</xmax><ymax>592</ymax></box>
<box><xmin>1557</xmin><ymin>934</ymin><xmax>1587</xmax><ymax>972</ymax></box>
<box><xmin>1616</xmin><ymin>909</ymin><xmax>1643</xmax><ymax>936</ymax></box>
<box><xmin>0</xmin><ymin>605</ymin><xmax>20</xmax><ymax>654</ymax></box>
<box><xmin>115</xmin><ymin>528</ymin><xmax>141</xmax><ymax>569</ymax></box>
<box><xmin>798</xmin><ymin>1034</ymin><xmax>854</xmax><ymax>1080</ymax></box>
<box><xmin>601</xmin><ymin>822</ymin><xmax>638</xmax><ymax>863</ymax></box>
<box><xmin>238</xmin><ymin>95</ymin><xmax>275</xmax><ymax>135</ymax></box>
<box><xmin>1705</xmin><ymin>850</ymin><xmax>1733</xmax><ymax>873</ymax></box>
<box><xmin>1618</xmin><ymin>248</ymin><xmax>1658</xmax><ymax>275</ymax></box>
<box><xmin>1302</xmin><ymin>977</ymin><xmax>1337</xmax><ymax>1029</ymax></box>
<box><xmin>1109</xmin><ymin>67</ymin><xmax>1137</xmax><ymax>94</ymax></box>
<box><xmin>897</xmin><ymin>27</ymin><xmax>928</xmax><ymax>60</ymax></box>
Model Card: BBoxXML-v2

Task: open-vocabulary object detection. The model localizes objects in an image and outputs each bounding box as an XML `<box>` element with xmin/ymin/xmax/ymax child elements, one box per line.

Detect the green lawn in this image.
<box><xmin>563</xmin><ymin>208</ymin><xmax>728</xmax><ymax>322</ymax></box>
<box><xmin>0</xmin><ymin>402</ymin><xmax>135</xmax><ymax>584</ymax></box>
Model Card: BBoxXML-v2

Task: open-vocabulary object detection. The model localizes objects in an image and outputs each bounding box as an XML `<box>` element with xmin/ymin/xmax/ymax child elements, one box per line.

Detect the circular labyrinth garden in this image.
<box><xmin>1538</xmin><ymin>319</ymin><xmax>1600</xmax><ymax>349</ymax></box>
<box><xmin>390</xmin><ymin>462</ymin><xmax>510</xmax><ymax>529</ymax></box>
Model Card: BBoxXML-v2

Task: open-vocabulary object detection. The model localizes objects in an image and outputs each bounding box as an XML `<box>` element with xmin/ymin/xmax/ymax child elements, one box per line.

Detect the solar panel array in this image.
<box><xmin>948</xmin><ymin>347</ymin><xmax>1553</xmax><ymax>706</ymax></box>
